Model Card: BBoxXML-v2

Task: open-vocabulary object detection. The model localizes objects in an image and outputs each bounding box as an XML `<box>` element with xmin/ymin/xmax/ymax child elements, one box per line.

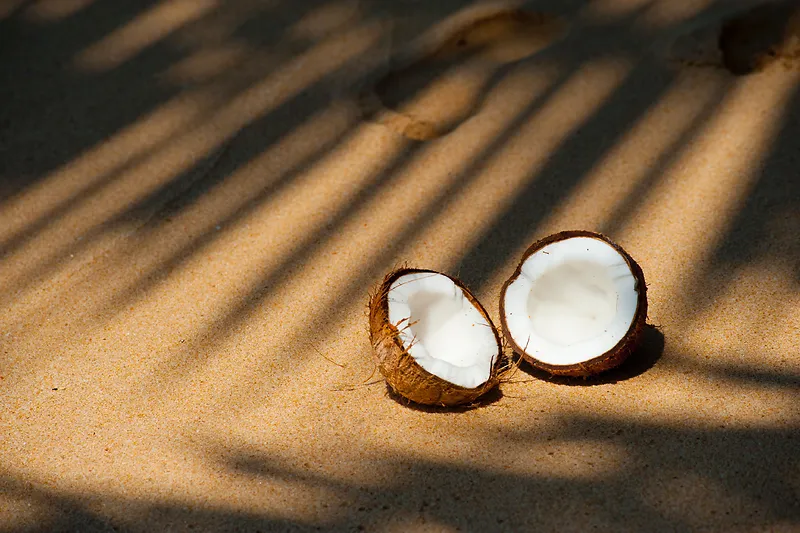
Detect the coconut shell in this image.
<box><xmin>368</xmin><ymin>268</ymin><xmax>506</xmax><ymax>406</ymax></box>
<box><xmin>499</xmin><ymin>230</ymin><xmax>648</xmax><ymax>378</ymax></box>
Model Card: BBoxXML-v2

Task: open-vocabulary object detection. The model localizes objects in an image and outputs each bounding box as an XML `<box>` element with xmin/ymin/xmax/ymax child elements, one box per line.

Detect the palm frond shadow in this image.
<box><xmin>1</xmin><ymin>1</ymin><xmax>799</xmax><ymax>531</ymax></box>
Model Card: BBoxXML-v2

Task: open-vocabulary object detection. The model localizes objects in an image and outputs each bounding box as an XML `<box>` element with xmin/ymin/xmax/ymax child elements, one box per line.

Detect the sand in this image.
<box><xmin>1</xmin><ymin>0</ymin><xmax>798</xmax><ymax>531</ymax></box>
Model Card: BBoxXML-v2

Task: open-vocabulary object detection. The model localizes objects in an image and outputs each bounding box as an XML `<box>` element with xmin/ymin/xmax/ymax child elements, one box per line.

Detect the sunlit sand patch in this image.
<box><xmin>0</xmin><ymin>46</ymin><xmax>385</xmax><ymax>411</ymax></box>
<box><xmin>616</xmin><ymin>67</ymin><xmax>800</xmax><ymax>321</ymax></box>
<box><xmin>415</xmin><ymin>57</ymin><xmax>631</xmax><ymax>290</ymax></box>
<box><xmin>580</xmin><ymin>0</ymin><xmax>653</xmax><ymax>22</ymax></box>
<box><xmin>582</xmin><ymin>0</ymin><xmax>716</xmax><ymax>27</ymax></box>
<box><xmin>149</xmin><ymin>58</ymin><xmax>632</xmax><ymax>412</ymax></box>
<box><xmin>0</xmin><ymin>17</ymin><xmax>393</xmax><ymax>403</ymax></box>
<box><xmin>668</xmin><ymin>1</ymin><xmax>800</xmax><ymax>75</ymax></box>
<box><xmin>497</xmin><ymin>364</ymin><xmax>798</xmax><ymax>429</ymax></box>
<box><xmin>539</xmin><ymin>69</ymin><xmax>727</xmax><ymax>234</ymax></box>
<box><xmin>364</xmin><ymin>9</ymin><xmax>567</xmax><ymax>140</ymax></box>
<box><xmin>379</xmin><ymin>520</ymin><xmax>461</xmax><ymax>533</ymax></box>
<box><xmin>672</xmin><ymin>259</ymin><xmax>800</xmax><ymax>370</ymax></box>
<box><xmin>637</xmin><ymin>0</ymin><xmax>719</xmax><ymax>28</ymax></box>
<box><xmin>160</xmin><ymin>42</ymin><xmax>250</xmax><ymax>85</ymax></box>
<box><xmin>620</xmin><ymin>367</ymin><xmax>800</xmax><ymax>427</ymax></box>
<box><xmin>342</xmin><ymin>61</ymin><xmax>624</xmax><ymax>284</ymax></box>
<box><xmin>99</xmin><ymin>102</ymin><xmax>363</xmax><ymax>290</ymax></box>
<box><xmin>102</xmin><ymin>103</ymin><xmax>395</xmax><ymax>310</ymax></box>
<box><xmin>0</xmin><ymin>110</ymin><xmax>404</xmax><ymax>405</ymax></box>
<box><xmin>0</xmin><ymin>20</ymin><xmax>384</xmax><ymax>307</ymax></box>
<box><xmin>289</xmin><ymin>0</ymin><xmax>361</xmax><ymax>41</ymax></box>
<box><xmin>105</xmin><ymin>85</ymin><xmax>528</xmax><ymax>407</ymax></box>
<box><xmin>3</xmin><ymin>2</ymin><xmax>799</xmax><ymax>531</ymax></box>
<box><xmin>73</xmin><ymin>0</ymin><xmax>219</xmax><ymax>71</ymax></box>
<box><xmin>0</xmin><ymin>89</ymin><xmax>219</xmax><ymax>303</ymax></box>
<box><xmin>0</xmin><ymin>90</ymin><xmax>213</xmax><ymax>218</ymax></box>
<box><xmin>23</xmin><ymin>0</ymin><xmax>96</xmax><ymax>22</ymax></box>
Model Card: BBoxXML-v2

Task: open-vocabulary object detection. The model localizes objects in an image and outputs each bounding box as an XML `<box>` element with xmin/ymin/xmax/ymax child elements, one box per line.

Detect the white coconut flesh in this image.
<box><xmin>503</xmin><ymin>237</ymin><xmax>639</xmax><ymax>366</ymax></box>
<box><xmin>387</xmin><ymin>272</ymin><xmax>498</xmax><ymax>389</ymax></box>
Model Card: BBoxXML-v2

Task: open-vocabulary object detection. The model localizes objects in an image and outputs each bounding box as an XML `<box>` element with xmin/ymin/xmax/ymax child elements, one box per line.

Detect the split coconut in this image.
<box><xmin>369</xmin><ymin>268</ymin><xmax>507</xmax><ymax>406</ymax></box>
<box><xmin>500</xmin><ymin>230</ymin><xmax>648</xmax><ymax>377</ymax></box>
<box><xmin>368</xmin><ymin>231</ymin><xmax>648</xmax><ymax>405</ymax></box>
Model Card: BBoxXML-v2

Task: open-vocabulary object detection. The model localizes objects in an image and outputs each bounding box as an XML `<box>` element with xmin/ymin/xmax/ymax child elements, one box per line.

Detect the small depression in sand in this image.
<box><xmin>668</xmin><ymin>1</ymin><xmax>800</xmax><ymax>75</ymax></box>
<box><xmin>365</xmin><ymin>10</ymin><xmax>567</xmax><ymax>140</ymax></box>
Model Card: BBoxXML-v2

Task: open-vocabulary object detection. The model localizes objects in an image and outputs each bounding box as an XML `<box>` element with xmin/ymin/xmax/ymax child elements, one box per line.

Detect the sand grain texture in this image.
<box><xmin>1</xmin><ymin>0</ymin><xmax>798</xmax><ymax>531</ymax></box>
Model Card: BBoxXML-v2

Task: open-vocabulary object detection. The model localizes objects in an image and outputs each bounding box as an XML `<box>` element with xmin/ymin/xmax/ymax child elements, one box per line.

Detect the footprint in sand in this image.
<box><xmin>668</xmin><ymin>1</ymin><xmax>800</xmax><ymax>75</ymax></box>
<box><xmin>363</xmin><ymin>10</ymin><xmax>567</xmax><ymax>140</ymax></box>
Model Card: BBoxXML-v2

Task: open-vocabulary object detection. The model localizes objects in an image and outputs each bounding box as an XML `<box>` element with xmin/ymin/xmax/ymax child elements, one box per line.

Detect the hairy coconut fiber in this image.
<box><xmin>500</xmin><ymin>230</ymin><xmax>648</xmax><ymax>378</ymax></box>
<box><xmin>369</xmin><ymin>268</ymin><xmax>508</xmax><ymax>406</ymax></box>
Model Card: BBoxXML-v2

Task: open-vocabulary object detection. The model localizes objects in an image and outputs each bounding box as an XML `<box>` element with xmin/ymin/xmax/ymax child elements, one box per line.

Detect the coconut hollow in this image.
<box><xmin>499</xmin><ymin>230</ymin><xmax>648</xmax><ymax>377</ymax></box>
<box><xmin>369</xmin><ymin>268</ymin><xmax>507</xmax><ymax>406</ymax></box>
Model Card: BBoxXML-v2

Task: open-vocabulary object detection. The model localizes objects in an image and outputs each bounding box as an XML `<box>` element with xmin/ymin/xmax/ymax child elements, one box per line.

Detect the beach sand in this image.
<box><xmin>1</xmin><ymin>0</ymin><xmax>798</xmax><ymax>531</ymax></box>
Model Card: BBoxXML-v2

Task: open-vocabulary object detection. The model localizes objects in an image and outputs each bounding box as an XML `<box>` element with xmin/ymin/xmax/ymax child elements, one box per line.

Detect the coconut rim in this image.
<box><xmin>498</xmin><ymin>230</ymin><xmax>648</xmax><ymax>376</ymax></box>
<box><xmin>369</xmin><ymin>267</ymin><xmax>508</xmax><ymax>400</ymax></box>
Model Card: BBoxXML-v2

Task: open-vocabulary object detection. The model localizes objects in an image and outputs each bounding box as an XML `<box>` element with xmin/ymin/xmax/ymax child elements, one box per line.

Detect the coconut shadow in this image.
<box><xmin>385</xmin><ymin>382</ymin><xmax>505</xmax><ymax>412</ymax></box>
<box><xmin>516</xmin><ymin>324</ymin><xmax>665</xmax><ymax>386</ymax></box>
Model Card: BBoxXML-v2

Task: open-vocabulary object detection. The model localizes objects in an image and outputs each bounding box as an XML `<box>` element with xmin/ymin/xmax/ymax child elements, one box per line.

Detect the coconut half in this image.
<box><xmin>500</xmin><ymin>231</ymin><xmax>648</xmax><ymax>377</ymax></box>
<box><xmin>369</xmin><ymin>268</ymin><xmax>506</xmax><ymax>406</ymax></box>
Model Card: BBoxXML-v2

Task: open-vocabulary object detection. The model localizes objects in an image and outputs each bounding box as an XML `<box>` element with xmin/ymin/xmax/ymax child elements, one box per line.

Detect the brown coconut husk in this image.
<box><xmin>368</xmin><ymin>268</ymin><xmax>509</xmax><ymax>406</ymax></box>
<box><xmin>499</xmin><ymin>230</ymin><xmax>648</xmax><ymax>378</ymax></box>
